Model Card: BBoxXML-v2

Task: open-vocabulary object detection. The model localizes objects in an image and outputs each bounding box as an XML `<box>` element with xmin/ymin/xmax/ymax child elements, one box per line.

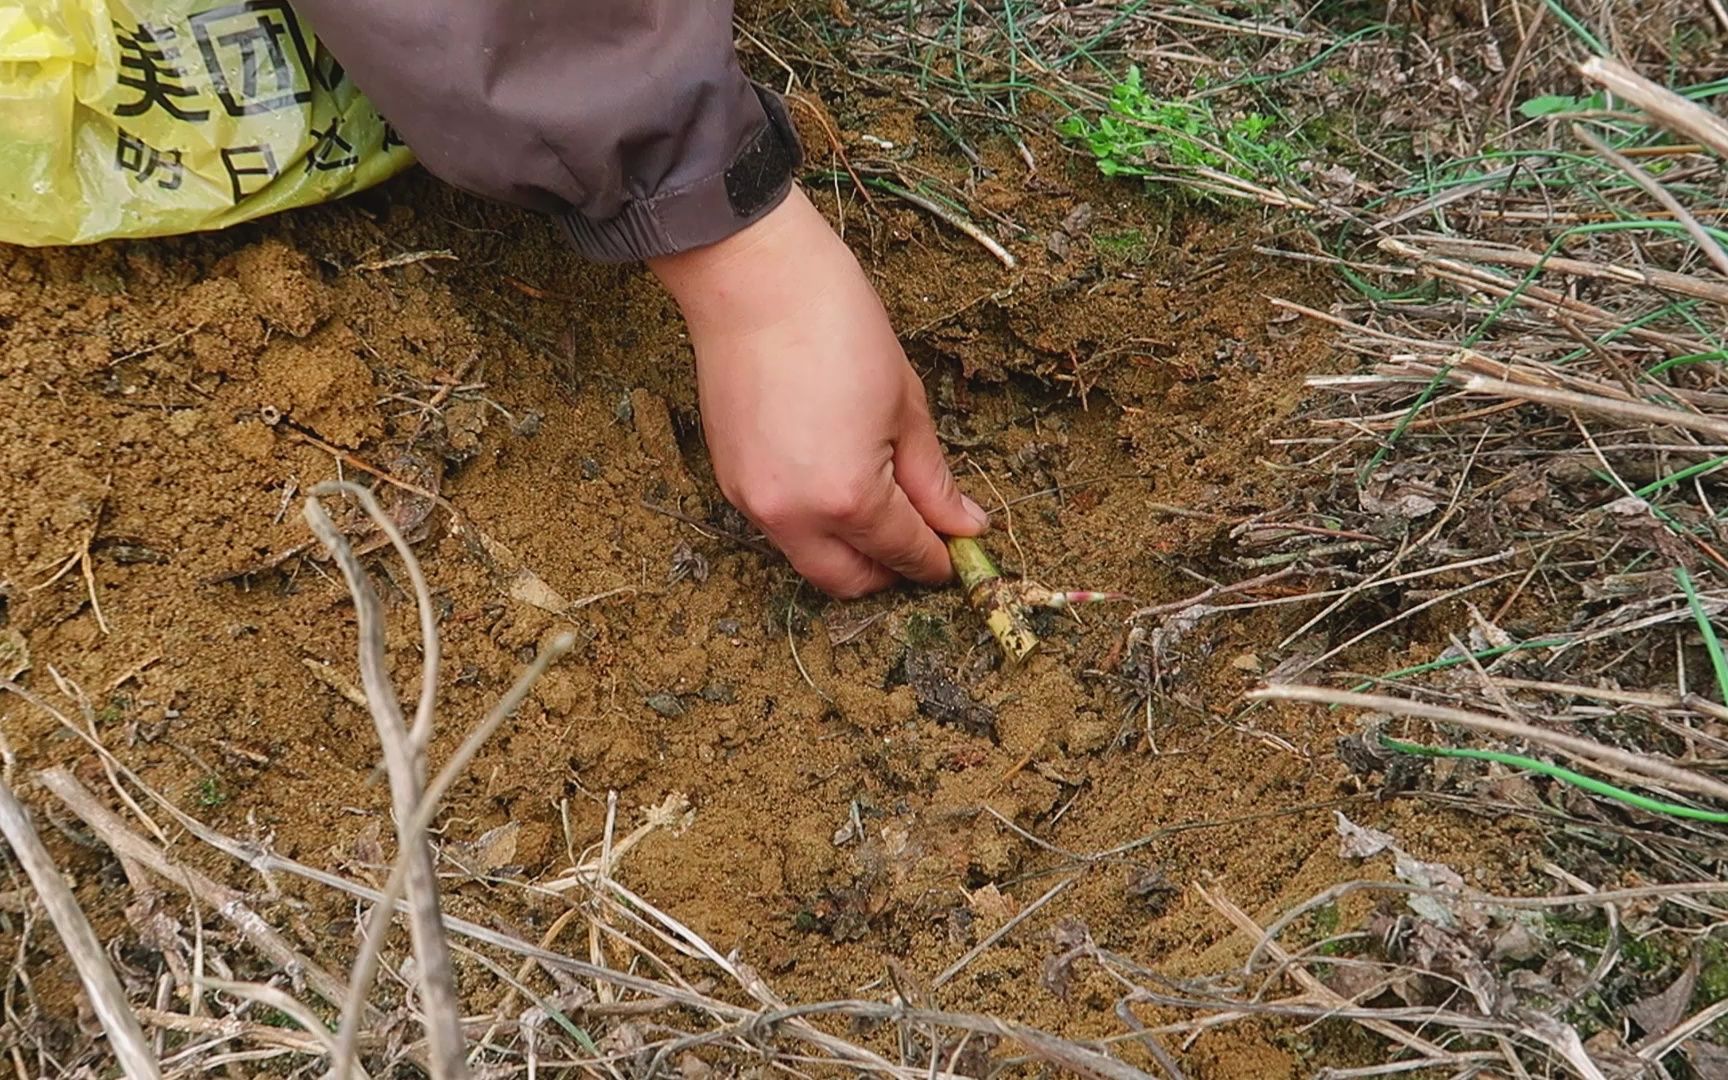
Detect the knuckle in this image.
<box><xmin>747</xmin><ymin>498</ymin><xmax>796</xmax><ymax>533</ymax></box>
<box><xmin>737</xmin><ymin>486</ymin><xmax>797</xmax><ymax>532</ymax></box>
<box><xmin>788</xmin><ymin>551</ymin><xmax>872</xmax><ymax>599</ymax></box>
<box><xmin>717</xmin><ymin>482</ymin><xmax>747</xmax><ymax>518</ymax></box>
<box><xmin>878</xmin><ymin>532</ymin><xmax>928</xmax><ymax>569</ymax></box>
<box><xmin>828</xmin><ymin>578</ymin><xmax>872</xmax><ymax>601</ymax></box>
<box><xmin>826</xmin><ymin>498</ymin><xmax>875</xmax><ymax>530</ymax></box>
<box><xmin>829</xmin><ymin>564</ymin><xmax>886</xmax><ymax>600</ymax></box>
<box><xmin>816</xmin><ymin>480</ymin><xmax>881</xmax><ymax>529</ymax></box>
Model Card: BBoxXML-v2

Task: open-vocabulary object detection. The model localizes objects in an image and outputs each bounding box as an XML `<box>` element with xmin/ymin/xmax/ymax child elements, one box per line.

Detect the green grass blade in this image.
<box><xmin>1382</xmin><ymin>737</ymin><xmax>1728</xmax><ymax>824</ymax></box>
<box><xmin>1676</xmin><ymin>566</ymin><xmax>1728</xmax><ymax>705</ymax></box>
<box><xmin>1541</xmin><ymin>0</ymin><xmax>1606</xmax><ymax>53</ymax></box>
<box><xmin>1349</xmin><ymin>638</ymin><xmax>1570</xmax><ymax>693</ymax></box>
<box><xmin>1649</xmin><ymin>351</ymin><xmax>1727</xmax><ymax>379</ymax></box>
<box><xmin>1634</xmin><ymin>457</ymin><xmax>1728</xmax><ymax>500</ymax></box>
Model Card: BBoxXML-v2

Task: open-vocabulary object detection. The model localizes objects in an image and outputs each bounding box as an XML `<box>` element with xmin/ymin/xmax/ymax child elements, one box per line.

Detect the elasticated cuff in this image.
<box><xmin>558</xmin><ymin>85</ymin><xmax>803</xmax><ymax>262</ymax></box>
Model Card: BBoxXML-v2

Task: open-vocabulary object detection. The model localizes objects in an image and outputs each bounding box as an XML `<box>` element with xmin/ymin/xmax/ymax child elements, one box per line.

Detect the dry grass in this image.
<box><xmin>1074</xmin><ymin>5</ymin><xmax>1728</xmax><ymax>1076</ymax></box>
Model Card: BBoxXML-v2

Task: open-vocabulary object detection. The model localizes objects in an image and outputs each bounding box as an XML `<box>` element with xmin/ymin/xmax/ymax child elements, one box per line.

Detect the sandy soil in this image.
<box><xmin>0</xmin><ymin>66</ymin><xmax>1535</xmax><ymax>1078</ymax></box>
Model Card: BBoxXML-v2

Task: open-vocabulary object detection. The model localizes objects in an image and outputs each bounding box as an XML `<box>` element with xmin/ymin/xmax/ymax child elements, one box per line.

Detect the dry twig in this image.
<box><xmin>0</xmin><ymin>777</ymin><xmax>160</xmax><ymax>1079</ymax></box>
<box><xmin>1578</xmin><ymin>56</ymin><xmax>1728</xmax><ymax>158</ymax></box>
<box><xmin>303</xmin><ymin>481</ymin><xmax>467</xmax><ymax>1080</ymax></box>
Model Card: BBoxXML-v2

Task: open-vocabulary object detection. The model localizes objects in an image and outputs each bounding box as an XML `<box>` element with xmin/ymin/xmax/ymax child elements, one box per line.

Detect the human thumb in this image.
<box><xmin>894</xmin><ymin>411</ymin><xmax>990</xmax><ymax>538</ymax></box>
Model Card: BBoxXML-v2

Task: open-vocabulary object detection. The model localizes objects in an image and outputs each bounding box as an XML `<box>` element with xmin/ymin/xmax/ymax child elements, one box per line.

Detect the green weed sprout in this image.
<box><xmin>1058</xmin><ymin>67</ymin><xmax>1298</xmax><ymax>188</ymax></box>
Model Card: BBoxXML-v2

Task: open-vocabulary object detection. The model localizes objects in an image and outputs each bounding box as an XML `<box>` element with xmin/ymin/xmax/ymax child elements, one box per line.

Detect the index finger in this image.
<box><xmin>837</xmin><ymin>485</ymin><xmax>954</xmax><ymax>585</ymax></box>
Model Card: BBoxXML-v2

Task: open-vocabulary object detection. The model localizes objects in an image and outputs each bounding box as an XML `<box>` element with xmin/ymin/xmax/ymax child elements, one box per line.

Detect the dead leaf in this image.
<box><xmin>886</xmin><ymin>957</ymin><xmax>930</xmax><ymax>1008</ymax></box>
<box><xmin>679</xmin><ymin>1053</ymin><xmax>715</xmax><ymax>1080</ymax></box>
<box><xmin>667</xmin><ymin>542</ymin><xmax>709</xmax><ymax>585</ymax></box>
<box><xmin>1605</xmin><ymin>495</ymin><xmax>1652</xmax><ymax>516</ymax></box>
<box><xmin>966</xmin><ymin>883</ymin><xmax>1020</xmax><ymax>926</ymax></box>
<box><xmin>1490</xmin><ymin>920</ymin><xmax>1543</xmax><ymax>962</ymax></box>
<box><xmin>936</xmin><ymin>1031</ymin><xmax>999</xmax><ymax>1079</ymax></box>
<box><xmin>1498</xmin><ymin>465</ymin><xmax>1549</xmax><ymax>514</ymax></box>
<box><xmin>1125</xmin><ymin>864</ymin><xmax>1178</xmax><ymax>914</ymax></box>
<box><xmin>473</xmin><ymin>528</ymin><xmax>573</xmax><ymax>614</ymax></box>
<box><xmin>1485</xmin><ymin>770</ymin><xmax>1544</xmax><ymax>808</ymax></box>
<box><xmin>642</xmin><ymin>790</ymin><xmax>694</xmax><ymax>831</ymax></box>
<box><xmin>1052</xmin><ymin>917</ymin><xmax>1091</xmax><ymax>951</ymax></box>
<box><xmin>1543</xmin><ymin>949</ymin><xmax>1594</xmax><ymax>998</ymax></box>
<box><xmin>1041</xmin><ymin>918</ymin><xmax>1092</xmax><ymax>1000</ymax></box>
<box><xmin>1627</xmin><ymin>951</ymin><xmax>1701</xmax><ymax>1038</ymax></box>
<box><xmin>1465</xmin><ymin>602</ymin><xmax>1513</xmax><ymax>650</ymax></box>
<box><xmin>827</xmin><ymin>610</ymin><xmax>887</xmax><ymax>647</ymax></box>
<box><xmin>1394</xmin><ymin>850</ymin><xmax>1470</xmax><ymax>927</ymax></box>
<box><xmin>1359</xmin><ymin>481</ymin><xmax>1439</xmax><ymax>519</ymax></box>
<box><xmin>822</xmin><ymin>886</ymin><xmax>873</xmax><ymax>943</ymax></box>
<box><xmin>1031</xmin><ymin>760</ymin><xmax>1077</xmax><ymax>786</ymax></box>
<box><xmin>1305</xmin><ymin>162</ymin><xmax>1364</xmax><ymax>198</ymax></box>
<box><xmin>0</xmin><ymin>628</ymin><xmax>28</xmax><ymax>681</ymax></box>
<box><xmin>598</xmin><ymin>1020</ymin><xmax>647</xmax><ymax>1058</ymax></box>
<box><xmin>447</xmin><ymin>822</ymin><xmax>520</xmax><ymax>877</ymax></box>
<box><xmin>508</xmin><ymin>568</ymin><xmax>570</xmax><ymax>613</ymax></box>
<box><xmin>1581</xmin><ymin>1029</ymin><xmax>1643</xmax><ymax>1075</ymax></box>
<box><xmin>1336</xmin><ymin>811</ymin><xmax>1398</xmax><ymax>859</ymax></box>
<box><xmin>1323</xmin><ymin>958</ymin><xmax>1390</xmax><ymax>1000</ymax></box>
<box><xmin>301</xmin><ymin>657</ymin><xmax>368</xmax><ymax>709</ymax></box>
<box><xmin>1263</xmin><ymin>647</ymin><xmax>1325</xmax><ymax>685</ymax></box>
<box><xmin>1686</xmin><ymin>1041</ymin><xmax>1728</xmax><ymax>1080</ymax></box>
<box><xmin>1409</xmin><ymin>920</ymin><xmax>1498</xmax><ymax>1013</ymax></box>
<box><xmin>1337</xmin><ymin>728</ymin><xmax>1396</xmax><ymax>777</ymax></box>
<box><xmin>351</xmin><ymin>819</ymin><xmax>385</xmax><ymax>868</ymax></box>
<box><xmin>832</xmin><ymin>812</ymin><xmax>861</xmax><ymax>848</ymax></box>
<box><xmin>519</xmin><ymin>987</ymin><xmax>594</xmax><ymax>1033</ymax></box>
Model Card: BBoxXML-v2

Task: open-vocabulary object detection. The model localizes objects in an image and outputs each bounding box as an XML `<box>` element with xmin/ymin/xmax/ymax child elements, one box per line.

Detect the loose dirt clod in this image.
<box><xmin>903</xmin><ymin>648</ymin><xmax>996</xmax><ymax>739</ymax></box>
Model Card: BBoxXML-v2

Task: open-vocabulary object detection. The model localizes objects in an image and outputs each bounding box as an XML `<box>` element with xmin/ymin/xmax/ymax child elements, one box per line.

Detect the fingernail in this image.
<box><xmin>962</xmin><ymin>495</ymin><xmax>990</xmax><ymax>531</ymax></box>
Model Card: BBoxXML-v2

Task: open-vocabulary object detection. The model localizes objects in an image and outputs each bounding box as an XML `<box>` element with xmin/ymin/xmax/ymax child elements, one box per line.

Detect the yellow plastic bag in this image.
<box><xmin>0</xmin><ymin>0</ymin><xmax>413</xmax><ymax>246</ymax></box>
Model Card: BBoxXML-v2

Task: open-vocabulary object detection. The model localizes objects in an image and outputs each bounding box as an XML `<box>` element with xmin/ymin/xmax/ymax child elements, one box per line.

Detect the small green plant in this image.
<box><xmin>1516</xmin><ymin>91</ymin><xmax>1608</xmax><ymax>118</ymax></box>
<box><xmin>902</xmin><ymin>611</ymin><xmax>950</xmax><ymax>649</ymax></box>
<box><xmin>195</xmin><ymin>775</ymin><xmax>226</xmax><ymax>807</ymax></box>
<box><xmin>1092</xmin><ymin>228</ymin><xmax>1152</xmax><ymax>265</ymax></box>
<box><xmin>258</xmin><ymin>1007</ymin><xmax>304</xmax><ymax>1030</ymax></box>
<box><xmin>1701</xmin><ymin>938</ymin><xmax>1728</xmax><ymax>1037</ymax></box>
<box><xmin>1311</xmin><ymin>902</ymin><xmax>1341</xmax><ymax>937</ymax></box>
<box><xmin>1058</xmin><ymin>67</ymin><xmax>1300</xmax><ymax>187</ymax></box>
<box><xmin>1549</xmin><ymin>915</ymin><xmax>1673</xmax><ymax>975</ymax></box>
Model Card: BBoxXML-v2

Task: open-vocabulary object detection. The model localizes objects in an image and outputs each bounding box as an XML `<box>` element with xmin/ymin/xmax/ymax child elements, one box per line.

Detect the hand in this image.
<box><xmin>649</xmin><ymin>186</ymin><xmax>989</xmax><ymax>598</ymax></box>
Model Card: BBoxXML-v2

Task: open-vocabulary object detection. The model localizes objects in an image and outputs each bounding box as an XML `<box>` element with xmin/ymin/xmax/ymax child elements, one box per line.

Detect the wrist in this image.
<box><xmin>649</xmin><ymin>186</ymin><xmax>845</xmax><ymax>338</ymax></box>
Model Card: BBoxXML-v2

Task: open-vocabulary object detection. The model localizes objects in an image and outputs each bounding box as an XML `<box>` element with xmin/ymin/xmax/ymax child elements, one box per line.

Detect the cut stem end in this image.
<box><xmin>947</xmin><ymin>537</ymin><xmax>1041</xmax><ymax>666</ymax></box>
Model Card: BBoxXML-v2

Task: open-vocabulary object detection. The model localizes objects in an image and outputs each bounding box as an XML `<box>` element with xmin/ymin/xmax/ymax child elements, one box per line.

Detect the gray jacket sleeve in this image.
<box><xmin>294</xmin><ymin>0</ymin><xmax>802</xmax><ymax>261</ymax></box>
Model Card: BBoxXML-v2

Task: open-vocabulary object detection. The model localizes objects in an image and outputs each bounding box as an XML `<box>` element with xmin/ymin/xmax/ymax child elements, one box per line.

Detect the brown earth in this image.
<box><xmin>0</xmin><ymin>86</ymin><xmax>1536</xmax><ymax>1077</ymax></box>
